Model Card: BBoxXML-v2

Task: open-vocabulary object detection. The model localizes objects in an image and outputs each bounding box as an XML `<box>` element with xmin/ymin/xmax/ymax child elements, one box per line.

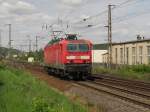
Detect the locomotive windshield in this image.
<box><xmin>67</xmin><ymin>44</ymin><xmax>89</xmax><ymax>52</ymax></box>
<box><xmin>67</xmin><ymin>44</ymin><xmax>77</xmax><ymax>51</ymax></box>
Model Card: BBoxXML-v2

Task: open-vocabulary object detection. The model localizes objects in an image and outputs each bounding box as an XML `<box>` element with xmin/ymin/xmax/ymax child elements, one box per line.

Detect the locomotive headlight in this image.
<box><xmin>80</xmin><ymin>56</ymin><xmax>90</xmax><ymax>59</ymax></box>
<box><xmin>66</xmin><ymin>56</ymin><xmax>76</xmax><ymax>60</ymax></box>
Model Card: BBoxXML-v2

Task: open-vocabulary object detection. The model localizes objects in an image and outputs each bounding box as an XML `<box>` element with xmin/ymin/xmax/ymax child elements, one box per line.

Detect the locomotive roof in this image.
<box><xmin>45</xmin><ymin>39</ymin><xmax>91</xmax><ymax>48</ymax></box>
<box><xmin>71</xmin><ymin>40</ymin><xmax>91</xmax><ymax>43</ymax></box>
<box><xmin>60</xmin><ymin>39</ymin><xmax>91</xmax><ymax>44</ymax></box>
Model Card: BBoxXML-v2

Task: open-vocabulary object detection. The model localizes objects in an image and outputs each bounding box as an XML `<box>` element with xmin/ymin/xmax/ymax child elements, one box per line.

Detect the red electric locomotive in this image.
<box><xmin>44</xmin><ymin>34</ymin><xmax>92</xmax><ymax>80</ymax></box>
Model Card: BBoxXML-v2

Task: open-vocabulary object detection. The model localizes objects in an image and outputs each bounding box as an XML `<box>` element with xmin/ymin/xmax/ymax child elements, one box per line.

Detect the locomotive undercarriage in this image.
<box><xmin>46</xmin><ymin>64</ymin><xmax>91</xmax><ymax>80</ymax></box>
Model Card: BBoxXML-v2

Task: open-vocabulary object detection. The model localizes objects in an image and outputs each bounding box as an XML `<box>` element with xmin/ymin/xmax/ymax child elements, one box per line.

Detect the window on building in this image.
<box><xmin>115</xmin><ymin>48</ymin><xmax>118</xmax><ymax>64</ymax></box>
<box><xmin>120</xmin><ymin>48</ymin><xmax>123</xmax><ymax>64</ymax></box>
<box><xmin>147</xmin><ymin>46</ymin><xmax>150</xmax><ymax>64</ymax></box>
<box><xmin>132</xmin><ymin>47</ymin><xmax>136</xmax><ymax>65</ymax></box>
<box><xmin>139</xmin><ymin>46</ymin><xmax>143</xmax><ymax>64</ymax></box>
<box><xmin>126</xmin><ymin>47</ymin><xmax>129</xmax><ymax>64</ymax></box>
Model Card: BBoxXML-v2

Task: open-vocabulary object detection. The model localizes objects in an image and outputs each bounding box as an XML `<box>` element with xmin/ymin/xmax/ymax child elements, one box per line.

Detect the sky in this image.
<box><xmin>0</xmin><ymin>0</ymin><xmax>150</xmax><ymax>51</ymax></box>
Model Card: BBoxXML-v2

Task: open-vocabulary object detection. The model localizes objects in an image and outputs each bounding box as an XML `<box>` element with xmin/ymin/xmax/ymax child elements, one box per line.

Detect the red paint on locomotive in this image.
<box><xmin>44</xmin><ymin>35</ymin><xmax>92</xmax><ymax>79</ymax></box>
<box><xmin>44</xmin><ymin>39</ymin><xmax>92</xmax><ymax>65</ymax></box>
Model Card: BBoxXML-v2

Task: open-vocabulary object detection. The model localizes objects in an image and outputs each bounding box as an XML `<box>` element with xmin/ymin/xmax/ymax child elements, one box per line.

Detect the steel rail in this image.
<box><xmin>77</xmin><ymin>81</ymin><xmax>150</xmax><ymax>109</ymax></box>
<box><xmin>93</xmin><ymin>75</ymin><xmax>150</xmax><ymax>91</ymax></box>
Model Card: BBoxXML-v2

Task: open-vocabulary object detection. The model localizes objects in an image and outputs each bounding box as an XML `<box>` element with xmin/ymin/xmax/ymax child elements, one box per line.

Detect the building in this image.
<box><xmin>102</xmin><ymin>52</ymin><xmax>108</xmax><ymax>64</ymax></box>
<box><xmin>92</xmin><ymin>50</ymin><xmax>107</xmax><ymax>63</ymax></box>
<box><xmin>92</xmin><ymin>44</ymin><xmax>108</xmax><ymax>64</ymax></box>
<box><xmin>111</xmin><ymin>38</ymin><xmax>150</xmax><ymax>65</ymax></box>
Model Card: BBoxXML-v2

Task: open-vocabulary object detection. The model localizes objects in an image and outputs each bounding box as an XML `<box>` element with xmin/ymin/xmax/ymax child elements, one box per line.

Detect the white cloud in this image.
<box><xmin>0</xmin><ymin>0</ymin><xmax>150</xmax><ymax>49</ymax></box>
<box><xmin>0</xmin><ymin>0</ymin><xmax>20</xmax><ymax>5</ymax></box>
<box><xmin>1</xmin><ymin>1</ymin><xmax>36</xmax><ymax>15</ymax></box>
<box><xmin>12</xmin><ymin>1</ymin><xmax>36</xmax><ymax>15</ymax></box>
<box><xmin>61</xmin><ymin>0</ymin><xmax>83</xmax><ymax>5</ymax></box>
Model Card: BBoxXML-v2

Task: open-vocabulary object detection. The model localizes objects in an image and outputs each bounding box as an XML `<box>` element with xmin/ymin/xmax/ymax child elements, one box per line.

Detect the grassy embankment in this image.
<box><xmin>0</xmin><ymin>64</ymin><xmax>87</xmax><ymax>112</ymax></box>
<box><xmin>93</xmin><ymin>65</ymin><xmax>150</xmax><ymax>82</ymax></box>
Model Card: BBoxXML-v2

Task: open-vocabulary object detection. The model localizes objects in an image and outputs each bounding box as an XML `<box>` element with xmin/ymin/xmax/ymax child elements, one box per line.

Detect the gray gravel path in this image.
<box><xmin>65</xmin><ymin>84</ymin><xmax>150</xmax><ymax>112</ymax></box>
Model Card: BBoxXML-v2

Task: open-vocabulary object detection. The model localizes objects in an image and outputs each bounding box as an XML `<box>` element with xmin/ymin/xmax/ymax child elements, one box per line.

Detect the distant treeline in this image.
<box><xmin>93</xmin><ymin>43</ymin><xmax>108</xmax><ymax>50</ymax></box>
<box><xmin>0</xmin><ymin>47</ymin><xmax>20</xmax><ymax>57</ymax></box>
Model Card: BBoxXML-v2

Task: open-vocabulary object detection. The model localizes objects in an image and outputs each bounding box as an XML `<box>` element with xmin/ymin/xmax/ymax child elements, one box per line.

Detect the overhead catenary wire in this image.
<box><xmin>71</xmin><ymin>0</ymin><xmax>139</xmax><ymax>26</ymax></box>
<box><xmin>41</xmin><ymin>0</ymin><xmax>89</xmax><ymax>34</ymax></box>
<box><xmin>61</xmin><ymin>0</ymin><xmax>89</xmax><ymax>21</ymax></box>
<box><xmin>37</xmin><ymin>0</ymin><xmax>148</xmax><ymax>50</ymax></box>
<box><xmin>112</xmin><ymin>10</ymin><xmax>150</xmax><ymax>24</ymax></box>
<box><xmin>71</xmin><ymin>0</ymin><xmax>147</xmax><ymax>34</ymax></box>
<box><xmin>85</xmin><ymin>6</ymin><xmax>150</xmax><ymax>29</ymax></box>
<box><xmin>41</xmin><ymin>0</ymin><xmax>140</xmax><ymax>37</ymax></box>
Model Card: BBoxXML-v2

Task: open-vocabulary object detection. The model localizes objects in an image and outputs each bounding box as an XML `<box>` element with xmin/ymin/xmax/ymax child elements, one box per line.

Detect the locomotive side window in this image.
<box><xmin>67</xmin><ymin>44</ymin><xmax>89</xmax><ymax>52</ymax></box>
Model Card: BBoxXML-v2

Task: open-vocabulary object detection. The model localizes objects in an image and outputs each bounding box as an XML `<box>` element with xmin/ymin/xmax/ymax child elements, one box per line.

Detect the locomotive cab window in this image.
<box><xmin>67</xmin><ymin>44</ymin><xmax>89</xmax><ymax>52</ymax></box>
<box><xmin>67</xmin><ymin>44</ymin><xmax>77</xmax><ymax>51</ymax></box>
<box><xmin>79</xmin><ymin>44</ymin><xmax>89</xmax><ymax>52</ymax></box>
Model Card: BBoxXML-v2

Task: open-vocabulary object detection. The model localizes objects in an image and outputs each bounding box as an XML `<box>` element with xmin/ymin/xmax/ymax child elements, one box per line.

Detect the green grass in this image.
<box><xmin>0</xmin><ymin>64</ymin><xmax>87</xmax><ymax>112</ymax></box>
<box><xmin>93</xmin><ymin>65</ymin><xmax>150</xmax><ymax>82</ymax></box>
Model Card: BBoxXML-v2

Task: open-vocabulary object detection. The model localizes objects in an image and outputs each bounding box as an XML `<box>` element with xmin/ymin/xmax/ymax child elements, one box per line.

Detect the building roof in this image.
<box><xmin>102</xmin><ymin>52</ymin><xmax>108</xmax><ymax>55</ymax></box>
<box><xmin>112</xmin><ymin>38</ymin><xmax>150</xmax><ymax>45</ymax></box>
<box><xmin>93</xmin><ymin>43</ymin><xmax>108</xmax><ymax>50</ymax></box>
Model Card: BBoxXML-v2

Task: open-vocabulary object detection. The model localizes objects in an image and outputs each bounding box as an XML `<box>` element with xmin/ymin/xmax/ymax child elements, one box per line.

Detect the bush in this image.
<box><xmin>93</xmin><ymin>66</ymin><xmax>110</xmax><ymax>74</ymax></box>
<box><xmin>32</xmin><ymin>98</ymin><xmax>50</xmax><ymax>112</ymax></box>
<box><xmin>93</xmin><ymin>65</ymin><xmax>150</xmax><ymax>82</ymax></box>
<box><xmin>0</xmin><ymin>63</ymin><xmax>6</xmax><ymax>70</ymax></box>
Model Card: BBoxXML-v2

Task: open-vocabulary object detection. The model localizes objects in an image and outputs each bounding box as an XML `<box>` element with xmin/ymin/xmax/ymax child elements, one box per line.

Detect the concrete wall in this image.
<box><xmin>102</xmin><ymin>53</ymin><xmax>108</xmax><ymax>64</ymax></box>
<box><xmin>112</xmin><ymin>41</ymin><xmax>150</xmax><ymax>65</ymax></box>
<box><xmin>92</xmin><ymin>50</ymin><xmax>107</xmax><ymax>63</ymax></box>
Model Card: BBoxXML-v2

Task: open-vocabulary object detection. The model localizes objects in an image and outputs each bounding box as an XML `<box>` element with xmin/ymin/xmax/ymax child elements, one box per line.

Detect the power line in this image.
<box><xmin>41</xmin><ymin>1</ymin><xmax>89</xmax><ymax>34</ymax></box>
<box><xmin>86</xmin><ymin>7</ymin><xmax>150</xmax><ymax>29</ymax></box>
<box><xmin>113</xmin><ymin>10</ymin><xmax>150</xmax><ymax>24</ymax></box>
<box><xmin>113</xmin><ymin>0</ymin><xmax>136</xmax><ymax>9</ymax></box>
<box><xmin>74</xmin><ymin>0</ymin><xmax>147</xmax><ymax>33</ymax></box>
<box><xmin>71</xmin><ymin>0</ymin><xmax>143</xmax><ymax>31</ymax></box>
<box><xmin>60</xmin><ymin>0</ymin><xmax>90</xmax><ymax>25</ymax></box>
<box><xmin>72</xmin><ymin>0</ymin><xmax>138</xmax><ymax>25</ymax></box>
<box><xmin>62</xmin><ymin>1</ymin><xmax>88</xmax><ymax>20</ymax></box>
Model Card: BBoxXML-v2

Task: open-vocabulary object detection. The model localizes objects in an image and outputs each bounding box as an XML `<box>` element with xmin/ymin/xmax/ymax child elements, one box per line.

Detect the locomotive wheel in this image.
<box><xmin>81</xmin><ymin>75</ymin><xmax>86</xmax><ymax>81</ymax></box>
<box><xmin>55</xmin><ymin>69</ymin><xmax>60</xmax><ymax>76</ymax></box>
<box><xmin>68</xmin><ymin>73</ymin><xmax>73</xmax><ymax>80</ymax></box>
<box><xmin>47</xmin><ymin>67</ymin><xmax>52</xmax><ymax>75</ymax></box>
<box><xmin>60</xmin><ymin>70</ymin><xmax>66</xmax><ymax>79</ymax></box>
<box><xmin>72</xmin><ymin>72</ymin><xmax>80</xmax><ymax>81</ymax></box>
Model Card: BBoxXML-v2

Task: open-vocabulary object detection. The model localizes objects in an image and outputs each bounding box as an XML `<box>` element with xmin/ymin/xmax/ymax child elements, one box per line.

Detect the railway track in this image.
<box><xmin>76</xmin><ymin>74</ymin><xmax>150</xmax><ymax>109</ymax></box>
<box><xmin>77</xmin><ymin>81</ymin><xmax>150</xmax><ymax>109</ymax></box>
<box><xmin>90</xmin><ymin>80</ymin><xmax>150</xmax><ymax>98</ymax></box>
<box><xmin>93</xmin><ymin>74</ymin><xmax>150</xmax><ymax>91</ymax></box>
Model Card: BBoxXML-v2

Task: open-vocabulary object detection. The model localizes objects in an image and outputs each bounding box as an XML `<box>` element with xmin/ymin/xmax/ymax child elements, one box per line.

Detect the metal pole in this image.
<box><xmin>35</xmin><ymin>36</ymin><xmax>38</xmax><ymax>52</ymax></box>
<box><xmin>104</xmin><ymin>25</ymin><xmax>109</xmax><ymax>67</ymax></box>
<box><xmin>0</xmin><ymin>30</ymin><xmax>2</xmax><ymax>47</ymax></box>
<box><xmin>5</xmin><ymin>24</ymin><xmax>13</xmax><ymax>58</ymax></box>
<box><xmin>108</xmin><ymin>5</ymin><xmax>115</xmax><ymax>68</ymax></box>
<box><xmin>29</xmin><ymin>39</ymin><xmax>31</xmax><ymax>53</ymax></box>
<box><xmin>6</xmin><ymin>24</ymin><xmax>12</xmax><ymax>49</ymax></box>
<box><xmin>20</xmin><ymin>45</ymin><xmax>23</xmax><ymax>51</ymax></box>
<box><xmin>27</xmin><ymin>35</ymin><xmax>31</xmax><ymax>53</ymax></box>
